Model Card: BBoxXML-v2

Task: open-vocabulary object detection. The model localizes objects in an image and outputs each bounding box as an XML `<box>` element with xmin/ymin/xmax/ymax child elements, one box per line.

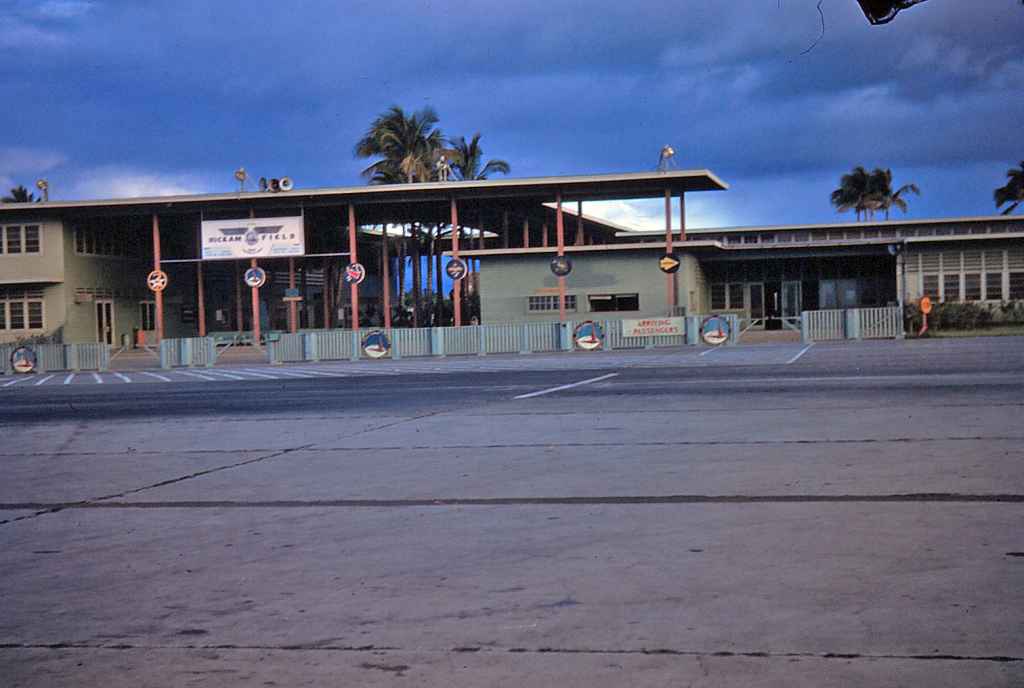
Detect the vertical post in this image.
<box><xmin>576</xmin><ymin>200</ymin><xmax>584</xmax><ymax>246</ymax></box>
<box><xmin>348</xmin><ymin>204</ymin><xmax>359</xmax><ymax>331</ymax></box>
<box><xmin>234</xmin><ymin>261</ymin><xmax>243</xmax><ymax>332</ymax></box>
<box><xmin>522</xmin><ymin>218</ymin><xmax>529</xmax><ymax>248</ymax></box>
<box><xmin>665</xmin><ymin>188</ymin><xmax>676</xmax><ymax>314</ymax></box>
<box><xmin>503</xmin><ymin>210</ymin><xmax>510</xmax><ymax>249</ymax></box>
<box><xmin>382</xmin><ymin>224</ymin><xmax>391</xmax><ymax>331</ymax></box>
<box><xmin>451</xmin><ymin>197</ymin><xmax>462</xmax><ymax>327</ymax></box>
<box><xmin>250</xmin><ymin>257</ymin><xmax>260</xmax><ymax>345</ymax></box>
<box><xmin>152</xmin><ymin>214</ymin><xmax>164</xmax><ymax>343</ymax></box>
<box><xmin>556</xmin><ymin>192</ymin><xmax>566</xmax><ymax>323</ymax></box>
<box><xmin>542</xmin><ymin>223</ymin><xmax>549</xmax><ymax>247</ymax></box>
<box><xmin>288</xmin><ymin>257</ymin><xmax>297</xmax><ymax>334</ymax></box>
<box><xmin>679</xmin><ymin>193</ymin><xmax>687</xmax><ymax>242</ymax></box>
<box><xmin>196</xmin><ymin>261</ymin><xmax>206</xmax><ymax>337</ymax></box>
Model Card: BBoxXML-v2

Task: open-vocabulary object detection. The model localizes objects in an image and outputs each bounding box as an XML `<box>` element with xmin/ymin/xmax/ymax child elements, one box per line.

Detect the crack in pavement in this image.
<box><xmin>0</xmin><ymin>642</ymin><xmax>1019</xmax><ymax>663</ymax></box>
<box><xmin>3</xmin><ymin>493</ymin><xmax>1023</xmax><ymax>512</ymax></box>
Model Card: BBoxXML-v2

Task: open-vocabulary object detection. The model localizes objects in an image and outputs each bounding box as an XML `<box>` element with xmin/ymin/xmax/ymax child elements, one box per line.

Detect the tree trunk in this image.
<box><xmin>435</xmin><ymin>227</ymin><xmax>444</xmax><ymax>325</ymax></box>
<box><xmin>425</xmin><ymin>226</ymin><xmax>434</xmax><ymax>324</ymax></box>
<box><xmin>397</xmin><ymin>224</ymin><xmax>407</xmax><ymax>323</ymax></box>
<box><xmin>411</xmin><ymin>224</ymin><xmax>420</xmax><ymax>328</ymax></box>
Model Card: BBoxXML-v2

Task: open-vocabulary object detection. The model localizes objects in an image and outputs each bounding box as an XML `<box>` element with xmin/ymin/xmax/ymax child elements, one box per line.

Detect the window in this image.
<box><xmin>6</xmin><ymin>226</ymin><xmax>22</xmax><ymax>254</ymax></box>
<box><xmin>74</xmin><ymin>227</ymin><xmax>126</xmax><ymax>256</ymax></box>
<box><xmin>942</xmin><ymin>274</ymin><xmax>960</xmax><ymax>302</ymax></box>
<box><xmin>728</xmin><ymin>284</ymin><xmax>745</xmax><ymax>310</ymax></box>
<box><xmin>1010</xmin><ymin>272</ymin><xmax>1024</xmax><ymax>300</ymax></box>
<box><xmin>0</xmin><ymin>288</ymin><xmax>44</xmax><ymax>331</ymax></box>
<box><xmin>23</xmin><ymin>226</ymin><xmax>40</xmax><ymax>253</ymax></box>
<box><xmin>964</xmin><ymin>274</ymin><xmax>981</xmax><ymax>301</ymax></box>
<box><xmin>527</xmin><ymin>295</ymin><xmax>576</xmax><ymax>312</ymax></box>
<box><xmin>985</xmin><ymin>273</ymin><xmax>1002</xmax><ymax>301</ymax></box>
<box><xmin>710</xmin><ymin>284</ymin><xmax>726</xmax><ymax>310</ymax></box>
<box><xmin>589</xmin><ymin>293</ymin><xmax>639</xmax><ymax>312</ymax></box>
<box><xmin>140</xmin><ymin>301</ymin><xmax>157</xmax><ymax>330</ymax></box>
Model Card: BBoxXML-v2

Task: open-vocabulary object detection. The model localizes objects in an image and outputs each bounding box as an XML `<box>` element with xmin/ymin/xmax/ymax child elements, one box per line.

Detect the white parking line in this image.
<box><xmin>256</xmin><ymin>368</ymin><xmax>313</xmax><ymax>378</ymax></box>
<box><xmin>112</xmin><ymin>372</ymin><xmax>132</xmax><ymax>383</ymax></box>
<box><xmin>786</xmin><ymin>343</ymin><xmax>814</xmax><ymax>365</ymax></box>
<box><xmin>231</xmin><ymin>369</ymin><xmax>280</xmax><ymax>379</ymax></box>
<box><xmin>200</xmin><ymin>370</ymin><xmax>246</xmax><ymax>380</ymax></box>
<box><xmin>699</xmin><ymin>347</ymin><xmax>720</xmax><ymax>357</ymax></box>
<box><xmin>513</xmin><ymin>373</ymin><xmax>619</xmax><ymax>400</ymax></box>
<box><xmin>34</xmin><ymin>374</ymin><xmax>55</xmax><ymax>386</ymax></box>
<box><xmin>92</xmin><ymin>372</ymin><xmax>103</xmax><ymax>384</ymax></box>
<box><xmin>2</xmin><ymin>376</ymin><xmax>28</xmax><ymax>387</ymax></box>
<box><xmin>178</xmin><ymin>370</ymin><xmax>216</xmax><ymax>381</ymax></box>
<box><xmin>141</xmin><ymin>371</ymin><xmax>171</xmax><ymax>382</ymax></box>
<box><xmin>290</xmin><ymin>369</ymin><xmax>344</xmax><ymax>377</ymax></box>
<box><xmin>63</xmin><ymin>373</ymin><xmax>75</xmax><ymax>385</ymax></box>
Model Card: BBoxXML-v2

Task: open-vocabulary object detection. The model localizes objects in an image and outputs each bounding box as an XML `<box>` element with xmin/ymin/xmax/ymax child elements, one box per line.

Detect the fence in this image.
<box><xmin>0</xmin><ymin>343</ymin><xmax>109</xmax><ymax>373</ymax></box>
<box><xmin>801</xmin><ymin>306</ymin><xmax>903</xmax><ymax>342</ymax></box>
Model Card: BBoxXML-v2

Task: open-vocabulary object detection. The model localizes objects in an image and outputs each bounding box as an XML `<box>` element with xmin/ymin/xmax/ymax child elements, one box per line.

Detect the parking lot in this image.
<box><xmin>2</xmin><ymin>336</ymin><xmax>1023</xmax><ymax>686</ymax></box>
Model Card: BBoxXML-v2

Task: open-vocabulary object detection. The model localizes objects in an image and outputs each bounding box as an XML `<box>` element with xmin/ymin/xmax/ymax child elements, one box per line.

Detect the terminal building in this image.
<box><xmin>1</xmin><ymin>169</ymin><xmax>1022</xmax><ymax>346</ymax></box>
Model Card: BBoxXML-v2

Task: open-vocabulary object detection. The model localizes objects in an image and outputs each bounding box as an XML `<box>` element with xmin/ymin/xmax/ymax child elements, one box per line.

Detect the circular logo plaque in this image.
<box><xmin>244</xmin><ymin>267</ymin><xmax>267</xmax><ymax>288</ymax></box>
<box><xmin>146</xmin><ymin>269</ymin><xmax>168</xmax><ymax>292</ymax></box>
<box><xmin>344</xmin><ymin>263</ymin><xmax>366</xmax><ymax>285</ymax></box>
<box><xmin>700</xmin><ymin>315</ymin><xmax>731</xmax><ymax>346</ymax></box>
<box><xmin>361</xmin><ymin>330</ymin><xmax>391</xmax><ymax>359</ymax></box>
<box><xmin>573</xmin><ymin>320</ymin><xmax>603</xmax><ymax>351</ymax></box>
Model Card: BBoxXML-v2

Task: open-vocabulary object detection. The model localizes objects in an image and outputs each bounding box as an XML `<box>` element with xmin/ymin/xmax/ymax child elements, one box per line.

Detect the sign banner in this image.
<box><xmin>622</xmin><ymin>317</ymin><xmax>684</xmax><ymax>337</ymax></box>
<box><xmin>201</xmin><ymin>216</ymin><xmax>305</xmax><ymax>260</ymax></box>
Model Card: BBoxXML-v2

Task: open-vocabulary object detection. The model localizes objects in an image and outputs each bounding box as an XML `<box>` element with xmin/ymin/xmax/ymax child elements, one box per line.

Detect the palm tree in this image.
<box><xmin>449</xmin><ymin>133</ymin><xmax>510</xmax><ymax>181</ymax></box>
<box><xmin>355</xmin><ymin>105</ymin><xmax>444</xmax><ymax>184</ymax></box>
<box><xmin>994</xmin><ymin>161</ymin><xmax>1024</xmax><ymax>215</ymax></box>
<box><xmin>831</xmin><ymin>166</ymin><xmax>872</xmax><ymax>221</ymax></box>
<box><xmin>2</xmin><ymin>185</ymin><xmax>35</xmax><ymax>203</ymax></box>
<box><xmin>868</xmin><ymin>168</ymin><xmax>919</xmax><ymax>220</ymax></box>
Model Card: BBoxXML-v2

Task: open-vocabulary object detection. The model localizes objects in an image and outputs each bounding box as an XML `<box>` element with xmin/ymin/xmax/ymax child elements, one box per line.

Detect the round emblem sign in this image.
<box><xmin>146</xmin><ymin>269</ymin><xmax>168</xmax><ymax>292</ymax></box>
<box><xmin>446</xmin><ymin>258</ymin><xmax>468</xmax><ymax>281</ymax></box>
<box><xmin>550</xmin><ymin>255</ymin><xmax>573</xmax><ymax>277</ymax></box>
<box><xmin>361</xmin><ymin>330</ymin><xmax>391</xmax><ymax>359</ymax></box>
<box><xmin>919</xmin><ymin>296</ymin><xmax>933</xmax><ymax>315</ymax></box>
<box><xmin>344</xmin><ymin>262</ymin><xmax>366</xmax><ymax>285</ymax></box>
<box><xmin>10</xmin><ymin>346</ymin><xmax>37</xmax><ymax>374</ymax></box>
<box><xmin>244</xmin><ymin>267</ymin><xmax>267</xmax><ymax>288</ymax></box>
<box><xmin>573</xmin><ymin>320</ymin><xmax>603</xmax><ymax>351</ymax></box>
<box><xmin>701</xmin><ymin>315</ymin><xmax>731</xmax><ymax>346</ymax></box>
<box><xmin>659</xmin><ymin>253</ymin><xmax>681</xmax><ymax>274</ymax></box>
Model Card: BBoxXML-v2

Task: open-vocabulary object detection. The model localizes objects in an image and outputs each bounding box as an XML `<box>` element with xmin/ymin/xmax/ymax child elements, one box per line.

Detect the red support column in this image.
<box><xmin>250</xmin><ymin>257</ymin><xmax>260</xmax><ymax>344</ymax></box>
<box><xmin>152</xmin><ymin>214</ymin><xmax>164</xmax><ymax>343</ymax></box>
<box><xmin>679</xmin><ymin>193</ymin><xmax>686</xmax><ymax>241</ymax></box>
<box><xmin>576</xmin><ymin>200</ymin><xmax>584</xmax><ymax>246</ymax></box>
<box><xmin>556</xmin><ymin>192</ymin><xmax>566</xmax><ymax>323</ymax></box>
<box><xmin>348</xmin><ymin>204</ymin><xmax>359</xmax><ymax>331</ymax></box>
<box><xmin>382</xmin><ymin>224</ymin><xmax>392</xmax><ymax>331</ymax></box>
<box><xmin>542</xmin><ymin>223</ymin><xmax>549</xmax><ymax>247</ymax></box>
<box><xmin>503</xmin><ymin>210</ymin><xmax>510</xmax><ymax>249</ymax></box>
<box><xmin>522</xmin><ymin>218</ymin><xmax>529</xmax><ymax>248</ymax></box>
<box><xmin>451</xmin><ymin>197</ymin><xmax>461</xmax><ymax>327</ymax></box>
<box><xmin>288</xmin><ymin>257</ymin><xmax>297</xmax><ymax>334</ymax></box>
<box><xmin>665</xmin><ymin>188</ymin><xmax>676</xmax><ymax>312</ymax></box>
<box><xmin>197</xmin><ymin>261</ymin><xmax>206</xmax><ymax>337</ymax></box>
<box><xmin>233</xmin><ymin>262</ymin><xmax>243</xmax><ymax>332</ymax></box>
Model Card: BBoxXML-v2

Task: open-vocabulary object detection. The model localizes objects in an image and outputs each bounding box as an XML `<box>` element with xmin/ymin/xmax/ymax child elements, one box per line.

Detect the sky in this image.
<box><xmin>1</xmin><ymin>0</ymin><xmax>1022</xmax><ymax>231</ymax></box>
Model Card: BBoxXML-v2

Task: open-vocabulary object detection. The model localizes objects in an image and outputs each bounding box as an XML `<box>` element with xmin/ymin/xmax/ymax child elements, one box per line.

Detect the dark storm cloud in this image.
<box><xmin>1</xmin><ymin>0</ymin><xmax>1021</xmax><ymax>224</ymax></box>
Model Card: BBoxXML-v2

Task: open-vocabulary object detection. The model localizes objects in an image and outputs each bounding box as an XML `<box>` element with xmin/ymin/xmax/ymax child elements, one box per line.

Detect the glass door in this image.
<box><xmin>749</xmin><ymin>283</ymin><xmax>765</xmax><ymax>321</ymax></box>
<box><xmin>96</xmin><ymin>300</ymin><xmax>114</xmax><ymax>345</ymax></box>
<box><xmin>781</xmin><ymin>281</ymin><xmax>802</xmax><ymax>318</ymax></box>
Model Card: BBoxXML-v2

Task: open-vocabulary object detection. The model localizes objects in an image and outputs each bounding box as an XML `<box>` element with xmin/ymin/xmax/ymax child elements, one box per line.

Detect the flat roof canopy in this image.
<box><xmin>0</xmin><ymin>170</ymin><xmax>728</xmax><ymax>222</ymax></box>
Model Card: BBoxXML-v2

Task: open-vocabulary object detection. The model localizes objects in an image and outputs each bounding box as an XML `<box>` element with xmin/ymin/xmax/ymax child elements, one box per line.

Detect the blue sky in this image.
<box><xmin>1</xmin><ymin>0</ymin><xmax>1021</xmax><ymax>230</ymax></box>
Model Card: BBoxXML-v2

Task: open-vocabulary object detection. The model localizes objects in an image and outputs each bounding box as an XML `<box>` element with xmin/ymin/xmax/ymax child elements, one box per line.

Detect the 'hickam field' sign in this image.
<box><xmin>201</xmin><ymin>216</ymin><xmax>305</xmax><ymax>260</ymax></box>
<box><xmin>622</xmin><ymin>317</ymin><xmax>684</xmax><ymax>337</ymax></box>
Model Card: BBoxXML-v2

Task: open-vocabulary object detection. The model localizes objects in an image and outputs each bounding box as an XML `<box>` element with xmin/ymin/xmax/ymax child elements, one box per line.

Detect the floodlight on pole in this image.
<box><xmin>657</xmin><ymin>145</ymin><xmax>677</xmax><ymax>173</ymax></box>
<box><xmin>234</xmin><ymin>167</ymin><xmax>248</xmax><ymax>192</ymax></box>
<box><xmin>856</xmin><ymin>0</ymin><xmax>929</xmax><ymax>25</ymax></box>
<box><xmin>35</xmin><ymin>179</ymin><xmax>49</xmax><ymax>202</ymax></box>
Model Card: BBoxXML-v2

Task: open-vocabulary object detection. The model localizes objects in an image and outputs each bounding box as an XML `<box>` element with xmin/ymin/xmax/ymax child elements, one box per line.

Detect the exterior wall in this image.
<box><xmin>0</xmin><ymin>219</ymin><xmax>66</xmax><ymax>344</ymax></box>
<box><xmin>904</xmin><ymin>242</ymin><xmax>1024</xmax><ymax>304</ymax></box>
<box><xmin>678</xmin><ymin>254</ymin><xmax>707</xmax><ymax>314</ymax></box>
<box><xmin>478</xmin><ymin>249</ymin><xmax>687</xmax><ymax>324</ymax></box>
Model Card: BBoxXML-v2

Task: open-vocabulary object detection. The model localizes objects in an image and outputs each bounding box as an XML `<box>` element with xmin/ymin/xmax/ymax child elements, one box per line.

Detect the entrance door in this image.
<box><xmin>782</xmin><ymin>281</ymin><xmax>802</xmax><ymax>319</ymax></box>
<box><xmin>764</xmin><ymin>282</ymin><xmax>781</xmax><ymax>330</ymax></box>
<box><xmin>96</xmin><ymin>300</ymin><xmax>114</xmax><ymax>345</ymax></box>
<box><xmin>749</xmin><ymin>283</ymin><xmax>765</xmax><ymax>322</ymax></box>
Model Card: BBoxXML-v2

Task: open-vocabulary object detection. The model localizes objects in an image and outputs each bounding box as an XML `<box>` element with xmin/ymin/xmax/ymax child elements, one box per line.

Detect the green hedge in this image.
<box><xmin>904</xmin><ymin>300</ymin><xmax>1024</xmax><ymax>332</ymax></box>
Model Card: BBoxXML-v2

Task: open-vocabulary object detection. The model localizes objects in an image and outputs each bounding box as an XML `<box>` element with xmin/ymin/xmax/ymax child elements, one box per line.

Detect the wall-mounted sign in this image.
<box><xmin>361</xmin><ymin>330</ymin><xmax>391</xmax><ymax>359</ymax></box>
<box><xmin>344</xmin><ymin>263</ymin><xmax>366</xmax><ymax>285</ymax></box>
<box><xmin>244</xmin><ymin>267</ymin><xmax>267</xmax><ymax>288</ymax></box>
<box><xmin>147</xmin><ymin>269</ymin><xmax>168</xmax><ymax>292</ymax></box>
<box><xmin>201</xmin><ymin>216</ymin><xmax>305</xmax><ymax>260</ymax></box>
<box><xmin>659</xmin><ymin>253</ymin><xmax>681</xmax><ymax>274</ymax></box>
<box><xmin>283</xmin><ymin>287</ymin><xmax>303</xmax><ymax>302</ymax></box>
<box><xmin>919</xmin><ymin>296</ymin><xmax>933</xmax><ymax>315</ymax></box>
<box><xmin>623</xmin><ymin>317</ymin><xmax>684</xmax><ymax>338</ymax></box>
<box><xmin>573</xmin><ymin>320</ymin><xmax>603</xmax><ymax>351</ymax></box>
<box><xmin>11</xmin><ymin>346</ymin><xmax>36</xmax><ymax>374</ymax></box>
<box><xmin>701</xmin><ymin>315</ymin><xmax>731</xmax><ymax>346</ymax></box>
<box><xmin>550</xmin><ymin>255</ymin><xmax>573</xmax><ymax>277</ymax></box>
<box><xmin>446</xmin><ymin>258</ymin><xmax>468</xmax><ymax>281</ymax></box>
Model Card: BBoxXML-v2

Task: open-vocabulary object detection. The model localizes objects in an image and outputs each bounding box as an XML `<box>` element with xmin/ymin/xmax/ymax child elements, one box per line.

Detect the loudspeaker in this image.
<box><xmin>279</xmin><ymin>177</ymin><xmax>293</xmax><ymax>191</ymax></box>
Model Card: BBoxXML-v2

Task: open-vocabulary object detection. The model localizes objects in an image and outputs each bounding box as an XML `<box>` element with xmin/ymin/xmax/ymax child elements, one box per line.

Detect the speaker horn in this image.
<box><xmin>269</xmin><ymin>178</ymin><xmax>281</xmax><ymax>192</ymax></box>
<box><xmin>279</xmin><ymin>177</ymin><xmax>293</xmax><ymax>191</ymax></box>
<box><xmin>258</xmin><ymin>177</ymin><xmax>268</xmax><ymax>192</ymax></box>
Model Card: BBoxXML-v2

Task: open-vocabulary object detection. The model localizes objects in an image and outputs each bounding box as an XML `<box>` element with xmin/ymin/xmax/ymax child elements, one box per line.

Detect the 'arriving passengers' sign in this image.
<box><xmin>201</xmin><ymin>216</ymin><xmax>305</xmax><ymax>260</ymax></box>
<box><xmin>622</xmin><ymin>317</ymin><xmax>684</xmax><ymax>338</ymax></box>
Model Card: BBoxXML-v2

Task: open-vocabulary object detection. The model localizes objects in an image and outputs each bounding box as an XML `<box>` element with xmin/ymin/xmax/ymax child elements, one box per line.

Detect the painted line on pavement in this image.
<box><xmin>112</xmin><ymin>372</ymin><xmax>132</xmax><ymax>383</ymax></box>
<box><xmin>2</xmin><ymin>376</ymin><xmax>29</xmax><ymax>387</ymax></box>
<box><xmin>140</xmin><ymin>371</ymin><xmax>171</xmax><ymax>382</ymax></box>
<box><xmin>34</xmin><ymin>374</ymin><xmax>55</xmax><ymax>386</ymax></box>
<box><xmin>513</xmin><ymin>373</ymin><xmax>619</xmax><ymax>400</ymax></box>
<box><xmin>247</xmin><ymin>368</ymin><xmax>310</xmax><ymax>378</ymax></box>
<box><xmin>786</xmin><ymin>343</ymin><xmax>814</xmax><ymax>365</ymax></box>
<box><xmin>200</xmin><ymin>370</ymin><xmax>246</xmax><ymax>380</ymax></box>
<box><xmin>699</xmin><ymin>347</ymin><xmax>719</xmax><ymax>357</ymax></box>
<box><xmin>178</xmin><ymin>370</ymin><xmax>215</xmax><ymax>381</ymax></box>
<box><xmin>92</xmin><ymin>372</ymin><xmax>103</xmax><ymax>384</ymax></box>
<box><xmin>230</xmin><ymin>369</ymin><xmax>280</xmax><ymax>379</ymax></box>
<box><xmin>63</xmin><ymin>373</ymin><xmax>74</xmax><ymax>385</ymax></box>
